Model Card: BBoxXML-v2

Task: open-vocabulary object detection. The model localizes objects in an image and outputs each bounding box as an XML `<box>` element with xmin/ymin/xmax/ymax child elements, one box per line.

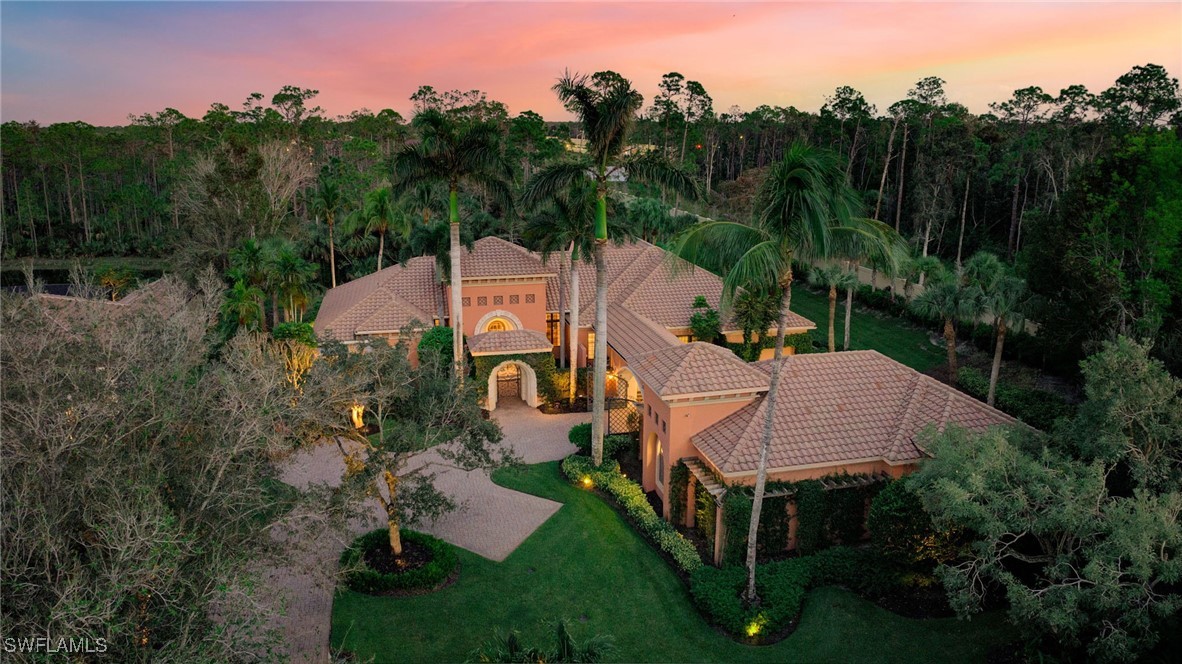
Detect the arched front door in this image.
<box><xmin>485</xmin><ymin>360</ymin><xmax>540</xmax><ymax>410</ymax></box>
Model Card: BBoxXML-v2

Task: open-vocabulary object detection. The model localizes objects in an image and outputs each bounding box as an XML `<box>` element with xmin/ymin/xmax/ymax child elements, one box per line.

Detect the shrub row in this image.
<box><xmin>567</xmin><ymin>424</ymin><xmax>634</xmax><ymax>459</ymax></box>
<box><xmin>339</xmin><ymin>529</ymin><xmax>458</xmax><ymax>594</ymax></box>
<box><xmin>689</xmin><ymin>546</ymin><xmax>888</xmax><ymax>639</ymax></box>
<box><xmin>561</xmin><ymin>455</ymin><xmax>703</xmax><ymax>574</ymax></box>
<box><xmin>957</xmin><ymin>366</ymin><xmax>1075</xmax><ymax>430</ymax></box>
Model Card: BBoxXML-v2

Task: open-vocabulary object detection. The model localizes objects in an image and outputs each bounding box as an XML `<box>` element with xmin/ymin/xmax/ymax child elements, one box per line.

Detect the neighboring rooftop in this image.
<box><xmin>467</xmin><ymin>329</ymin><xmax>554</xmax><ymax>356</ymax></box>
<box><xmin>693</xmin><ymin>350</ymin><xmax>1019</xmax><ymax>475</ymax></box>
<box><xmin>313</xmin><ymin>255</ymin><xmax>440</xmax><ymax>343</ymax></box>
<box><xmin>630</xmin><ymin>342</ymin><xmax>771</xmax><ymax>399</ymax></box>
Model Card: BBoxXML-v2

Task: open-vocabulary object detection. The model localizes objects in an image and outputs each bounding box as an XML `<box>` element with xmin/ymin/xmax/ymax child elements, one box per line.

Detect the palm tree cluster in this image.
<box><xmin>223</xmin><ymin>237</ymin><xmax>319</xmax><ymax>335</ymax></box>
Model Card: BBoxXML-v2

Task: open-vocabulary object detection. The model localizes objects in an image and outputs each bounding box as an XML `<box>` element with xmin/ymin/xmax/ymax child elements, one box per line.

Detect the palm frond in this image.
<box><xmin>623</xmin><ymin>153</ymin><xmax>701</xmax><ymax>200</ymax></box>
<box><xmin>521</xmin><ymin>160</ymin><xmax>593</xmax><ymax>210</ymax></box>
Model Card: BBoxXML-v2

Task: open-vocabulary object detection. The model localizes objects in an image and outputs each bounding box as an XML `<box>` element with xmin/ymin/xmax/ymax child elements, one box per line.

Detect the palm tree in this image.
<box><xmin>809</xmin><ymin>264</ymin><xmax>859</xmax><ymax>352</ymax></box>
<box><xmin>309</xmin><ymin>174</ymin><xmax>343</xmax><ymax>288</ymax></box>
<box><xmin>911</xmin><ymin>266</ymin><xmax>983</xmax><ymax>386</ymax></box>
<box><xmin>731</xmin><ymin>288</ymin><xmax>781</xmax><ymax>361</ymax></box>
<box><xmin>269</xmin><ymin>244</ymin><xmax>319</xmax><ymax>322</ymax></box>
<box><xmin>361</xmin><ymin>185</ymin><xmax>408</xmax><ymax>271</ymax></box>
<box><xmin>522</xmin><ymin>177</ymin><xmax>624</xmax><ymax>404</ymax></box>
<box><xmin>834</xmin><ymin>225</ymin><xmax>908</xmax><ymax>350</ymax></box>
<box><xmin>523</xmin><ymin>70</ymin><xmax>698</xmax><ymax>466</ymax></box>
<box><xmin>394</xmin><ymin>109</ymin><xmax>513</xmax><ymax>379</ymax></box>
<box><xmin>221</xmin><ymin>280</ymin><xmax>265</xmax><ymax>332</ymax></box>
<box><xmin>964</xmin><ymin>252</ymin><xmax>1027</xmax><ymax>405</ymax></box>
<box><xmin>673</xmin><ymin>142</ymin><xmax>882</xmax><ymax>606</ymax></box>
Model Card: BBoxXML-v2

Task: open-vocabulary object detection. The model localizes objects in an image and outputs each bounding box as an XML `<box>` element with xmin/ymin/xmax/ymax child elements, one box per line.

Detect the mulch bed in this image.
<box><xmin>358</xmin><ymin>538</ymin><xmax>461</xmax><ymax>597</ymax></box>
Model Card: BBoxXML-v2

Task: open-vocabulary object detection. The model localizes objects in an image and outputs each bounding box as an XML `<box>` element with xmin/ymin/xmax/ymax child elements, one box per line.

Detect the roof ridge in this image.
<box><xmin>886</xmin><ymin>375</ymin><xmax>924</xmax><ymax>460</ymax></box>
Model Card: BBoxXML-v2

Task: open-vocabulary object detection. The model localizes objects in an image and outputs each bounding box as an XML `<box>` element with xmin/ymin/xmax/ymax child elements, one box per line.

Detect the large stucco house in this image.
<box><xmin>314</xmin><ymin>236</ymin><xmax>1016</xmax><ymax>562</ymax></box>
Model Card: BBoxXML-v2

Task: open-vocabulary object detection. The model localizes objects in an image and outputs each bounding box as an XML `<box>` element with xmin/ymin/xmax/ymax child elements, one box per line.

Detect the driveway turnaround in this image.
<box><xmin>261</xmin><ymin>398</ymin><xmax>589</xmax><ymax>662</ymax></box>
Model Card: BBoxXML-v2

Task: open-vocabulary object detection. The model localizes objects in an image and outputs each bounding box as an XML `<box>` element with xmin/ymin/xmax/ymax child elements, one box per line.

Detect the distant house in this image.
<box><xmin>314</xmin><ymin>237</ymin><xmax>1016</xmax><ymax>563</ymax></box>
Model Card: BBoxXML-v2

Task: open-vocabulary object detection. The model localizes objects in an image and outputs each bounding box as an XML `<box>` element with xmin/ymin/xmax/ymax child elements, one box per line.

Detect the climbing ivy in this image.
<box><xmin>669</xmin><ymin>462</ymin><xmax>690</xmax><ymax>524</ymax></box>
<box><xmin>472</xmin><ymin>352</ymin><xmax>562</xmax><ymax>403</ymax></box>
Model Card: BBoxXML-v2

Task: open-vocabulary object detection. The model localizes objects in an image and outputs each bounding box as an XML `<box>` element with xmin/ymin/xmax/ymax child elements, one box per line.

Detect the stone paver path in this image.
<box><xmin>260</xmin><ymin>397</ymin><xmax>589</xmax><ymax>662</ymax></box>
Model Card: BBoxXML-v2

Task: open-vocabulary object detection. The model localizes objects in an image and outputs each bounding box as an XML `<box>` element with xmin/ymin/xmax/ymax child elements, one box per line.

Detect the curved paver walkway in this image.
<box><xmin>261</xmin><ymin>397</ymin><xmax>589</xmax><ymax>662</ymax></box>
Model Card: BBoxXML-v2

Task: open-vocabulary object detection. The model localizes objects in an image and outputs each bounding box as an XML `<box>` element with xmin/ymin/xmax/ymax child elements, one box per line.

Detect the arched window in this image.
<box><xmin>657</xmin><ymin>440</ymin><xmax>665</xmax><ymax>487</ymax></box>
<box><xmin>485</xmin><ymin>318</ymin><xmax>511</xmax><ymax>332</ymax></box>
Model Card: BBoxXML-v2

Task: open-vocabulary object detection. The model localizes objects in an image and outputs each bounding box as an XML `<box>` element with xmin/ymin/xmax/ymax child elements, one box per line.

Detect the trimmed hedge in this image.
<box><xmin>340</xmin><ymin>529</ymin><xmax>458</xmax><ymax>594</ymax></box>
<box><xmin>669</xmin><ymin>462</ymin><xmax>690</xmax><ymax>525</ymax></box>
<box><xmin>561</xmin><ymin>455</ymin><xmax>703</xmax><ymax>574</ymax></box>
<box><xmin>567</xmin><ymin>424</ymin><xmax>633</xmax><ymax>459</ymax></box>
<box><xmin>690</xmin><ymin>546</ymin><xmax>891</xmax><ymax>640</ymax></box>
<box><xmin>957</xmin><ymin>366</ymin><xmax>1074</xmax><ymax>430</ymax></box>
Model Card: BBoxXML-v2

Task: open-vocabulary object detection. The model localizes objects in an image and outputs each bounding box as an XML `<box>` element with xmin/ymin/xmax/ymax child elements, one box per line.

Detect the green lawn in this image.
<box><xmin>331</xmin><ymin>462</ymin><xmax>1011</xmax><ymax>663</ymax></box>
<box><xmin>789</xmin><ymin>283</ymin><xmax>944</xmax><ymax>372</ymax></box>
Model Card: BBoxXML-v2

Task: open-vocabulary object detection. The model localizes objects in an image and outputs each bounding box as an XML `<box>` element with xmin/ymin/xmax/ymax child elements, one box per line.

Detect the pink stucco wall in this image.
<box><xmin>639</xmin><ymin>384</ymin><xmax>759</xmax><ymax>519</ymax></box>
<box><xmin>447</xmin><ymin>281</ymin><xmax>548</xmax><ymax>336</ymax></box>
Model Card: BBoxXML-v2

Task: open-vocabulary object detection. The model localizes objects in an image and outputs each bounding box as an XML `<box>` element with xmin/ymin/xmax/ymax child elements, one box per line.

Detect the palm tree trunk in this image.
<box><xmin>744</xmin><ymin>269</ymin><xmax>793</xmax><ymax>606</ymax></box>
<box><xmin>569</xmin><ymin>248</ymin><xmax>581</xmax><ymax>405</ymax></box>
<box><xmin>843</xmin><ymin>262</ymin><xmax>857</xmax><ymax>350</ymax></box>
<box><xmin>377</xmin><ymin>233</ymin><xmax>385</xmax><ymax>272</ymax></box>
<box><xmin>987</xmin><ymin>317</ymin><xmax>1006</xmax><ymax>406</ymax></box>
<box><xmin>944</xmin><ymin>318</ymin><xmax>958</xmax><ymax>385</ymax></box>
<box><xmin>328</xmin><ymin>214</ymin><xmax>337</xmax><ymax>288</ymax></box>
<box><xmin>558</xmin><ymin>246</ymin><xmax>568</xmax><ymax>370</ymax></box>
<box><xmin>590</xmin><ymin>240</ymin><xmax>608</xmax><ymax>466</ymax></box>
<box><xmin>827</xmin><ymin>285</ymin><xmax>837</xmax><ymax>352</ymax></box>
<box><xmin>449</xmin><ymin>187</ymin><xmax>464</xmax><ymax>381</ymax></box>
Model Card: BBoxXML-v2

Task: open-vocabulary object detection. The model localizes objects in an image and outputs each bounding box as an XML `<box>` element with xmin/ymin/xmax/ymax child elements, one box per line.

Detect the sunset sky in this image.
<box><xmin>2</xmin><ymin>1</ymin><xmax>1179</xmax><ymax>125</ymax></box>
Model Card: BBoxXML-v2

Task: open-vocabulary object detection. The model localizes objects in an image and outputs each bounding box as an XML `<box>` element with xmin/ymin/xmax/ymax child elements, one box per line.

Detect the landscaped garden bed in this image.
<box><xmin>340</xmin><ymin>529</ymin><xmax>459</xmax><ymax>596</ymax></box>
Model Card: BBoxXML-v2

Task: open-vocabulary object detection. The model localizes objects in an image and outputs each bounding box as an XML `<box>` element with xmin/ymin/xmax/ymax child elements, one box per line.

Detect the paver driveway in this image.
<box><xmin>261</xmin><ymin>398</ymin><xmax>589</xmax><ymax>662</ymax></box>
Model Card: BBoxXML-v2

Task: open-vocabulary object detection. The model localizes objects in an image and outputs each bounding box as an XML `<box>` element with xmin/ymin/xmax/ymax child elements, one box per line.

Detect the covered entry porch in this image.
<box><xmin>468</xmin><ymin>328</ymin><xmax>556</xmax><ymax>412</ymax></box>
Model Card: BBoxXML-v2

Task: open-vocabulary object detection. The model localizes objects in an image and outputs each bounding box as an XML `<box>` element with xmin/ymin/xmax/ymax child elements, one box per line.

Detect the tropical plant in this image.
<box><xmin>469</xmin><ymin>619</ymin><xmax>615</xmax><ymax>663</ymax></box>
<box><xmin>523</xmin><ymin>70</ymin><xmax>698</xmax><ymax>466</ymax></box>
<box><xmin>221</xmin><ymin>279</ymin><xmax>265</xmax><ymax>333</ymax></box>
<box><xmin>808</xmin><ymin>264</ymin><xmax>859</xmax><ymax>352</ymax></box>
<box><xmin>672</xmin><ymin>142</ymin><xmax>886</xmax><ymax>606</ymax></box>
<box><xmin>911</xmin><ymin>267</ymin><xmax>983</xmax><ymax>385</ymax></box>
<box><xmin>309</xmin><ymin>173</ymin><xmax>343</xmax><ymax>288</ymax></box>
<box><xmin>394</xmin><ymin>109</ymin><xmax>513</xmax><ymax>378</ymax></box>
<box><xmin>964</xmin><ymin>251</ymin><xmax>1028</xmax><ymax>406</ymax></box>
<box><xmin>268</xmin><ymin>243</ymin><xmax>318</xmax><ymax>322</ymax></box>
<box><xmin>360</xmin><ymin>184</ymin><xmax>409</xmax><ymax>271</ymax></box>
<box><xmin>731</xmin><ymin>287</ymin><xmax>781</xmax><ymax>360</ymax></box>
<box><xmin>689</xmin><ymin>295</ymin><xmax>722</xmax><ymax>344</ymax></box>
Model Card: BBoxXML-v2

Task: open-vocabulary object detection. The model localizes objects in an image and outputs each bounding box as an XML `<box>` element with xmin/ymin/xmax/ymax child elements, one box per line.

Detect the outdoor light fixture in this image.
<box><xmin>582</xmin><ymin>476</ymin><xmax>593</xmax><ymax>488</ymax></box>
<box><xmin>350</xmin><ymin>404</ymin><xmax>365</xmax><ymax>429</ymax></box>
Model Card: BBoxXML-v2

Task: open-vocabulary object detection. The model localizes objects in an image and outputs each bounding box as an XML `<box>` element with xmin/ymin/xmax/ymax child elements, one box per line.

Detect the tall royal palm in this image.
<box><xmin>522</xmin><ymin>177</ymin><xmax>624</xmax><ymax>405</ymax></box>
<box><xmin>309</xmin><ymin>174</ymin><xmax>343</xmax><ymax>288</ymax></box>
<box><xmin>524</xmin><ymin>70</ymin><xmax>697</xmax><ymax>466</ymax></box>
<box><xmin>394</xmin><ymin>110</ymin><xmax>513</xmax><ymax>378</ymax></box>
<box><xmin>673</xmin><ymin>142</ymin><xmax>885</xmax><ymax>606</ymax></box>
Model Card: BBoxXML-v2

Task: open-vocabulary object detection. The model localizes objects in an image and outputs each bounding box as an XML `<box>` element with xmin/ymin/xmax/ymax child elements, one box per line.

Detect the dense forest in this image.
<box><xmin>2</xmin><ymin>65</ymin><xmax>1179</xmax><ymax>374</ymax></box>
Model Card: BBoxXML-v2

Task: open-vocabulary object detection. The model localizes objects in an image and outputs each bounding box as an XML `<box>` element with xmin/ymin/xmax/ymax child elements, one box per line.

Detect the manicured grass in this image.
<box><xmin>330</xmin><ymin>462</ymin><xmax>1012</xmax><ymax>663</ymax></box>
<box><xmin>789</xmin><ymin>283</ymin><xmax>944</xmax><ymax>372</ymax></box>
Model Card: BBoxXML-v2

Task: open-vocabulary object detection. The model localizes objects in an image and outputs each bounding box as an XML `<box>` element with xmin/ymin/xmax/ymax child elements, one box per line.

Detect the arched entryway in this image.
<box><xmin>616</xmin><ymin>367</ymin><xmax>641</xmax><ymax>401</ymax></box>
<box><xmin>485</xmin><ymin>360</ymin><xmax>540</xmax><ymax>410</ymax></box>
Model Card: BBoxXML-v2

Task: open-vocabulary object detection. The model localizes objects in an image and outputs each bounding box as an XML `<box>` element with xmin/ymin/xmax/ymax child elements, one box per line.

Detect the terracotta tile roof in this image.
<box><xmin>467</xmin><ymin>329</ymin><xmax>553</xmax><ymax>355</ymax></box>
<box><xmin>693</xmin><ymin>351</ymin><xmax>1019</xmax><ymax>475</ymax></box>
<box><xmin>605</xmin><ymin>304</ymin><xmax>682</xmax><ymax>360</ymax></box>
<box><xmin>313</xmin><ymin>256</ymin><xmax>441</xmax><ymax>342</ymax></box>
<box><xmin>630</xmin><ymin>342</ymin><xmax>771</xmax><ymax>398</ymax></box>
<box><xmin>461</xmin><ymin>236</ymin><xmax>553</xmax><ymax>279</ymax></box>
<box><xmin>553</xmin><ymin>239</ymin><xmax>814</xmax><ymax>340</ymax></box>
